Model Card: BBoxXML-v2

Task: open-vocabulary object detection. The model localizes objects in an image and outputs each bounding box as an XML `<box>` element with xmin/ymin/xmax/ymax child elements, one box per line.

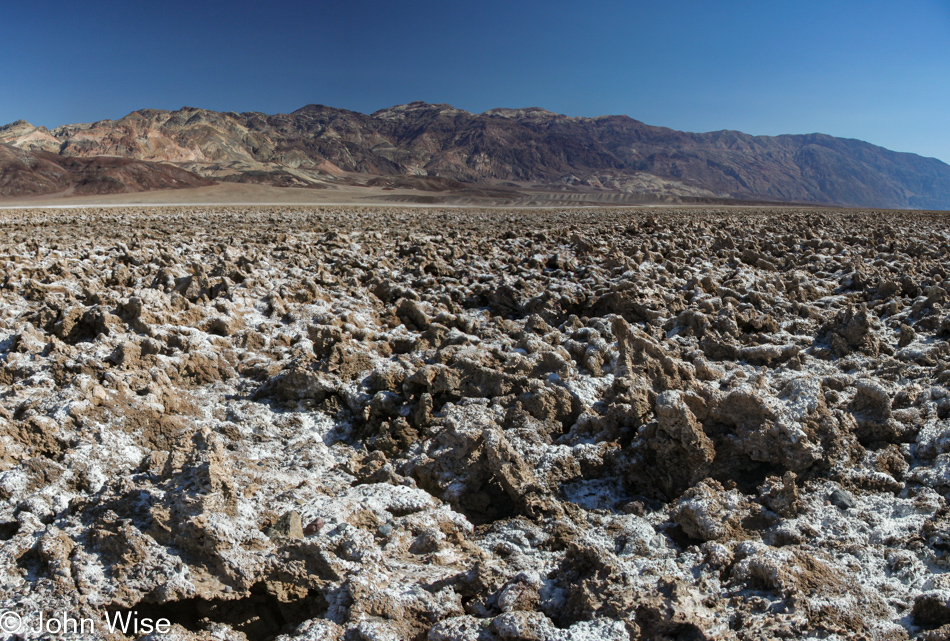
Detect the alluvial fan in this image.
<box><xmin>0</xmin><ymin>205</ymin><xmax>949</xmax><ymax>640</ymax></box>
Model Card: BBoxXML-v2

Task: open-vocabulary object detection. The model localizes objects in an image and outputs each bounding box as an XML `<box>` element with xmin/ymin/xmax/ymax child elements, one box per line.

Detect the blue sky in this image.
<box><xmin>3</xmin><ymin>0</ymin><xmax>948</xmax><ymax>162</ymax></box>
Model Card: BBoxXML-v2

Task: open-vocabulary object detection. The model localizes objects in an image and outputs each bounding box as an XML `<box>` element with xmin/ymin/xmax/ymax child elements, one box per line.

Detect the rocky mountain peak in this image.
<box><xmin>372</xmin><ymin>101</ymin><xmax>468</xmax><ymax>119</ymax></box>
<box><xmin>484</xmin><ymin>106</ymin><xmax>560</xmax><ymax>119</ymax></box>
<box><xmin>0</xmin><ymin>119</ymin><xmax>62</xmax><ymax>153</ymax></box>
<box><xmin>0</xmin><ymin>119</ymin><xmax>35</xmax><ymax>131</ymax></box>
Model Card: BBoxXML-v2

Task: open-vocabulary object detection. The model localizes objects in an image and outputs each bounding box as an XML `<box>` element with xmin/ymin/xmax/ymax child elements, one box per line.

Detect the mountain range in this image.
<box><xmin>2</xmin><ymin>101</ymin><xmax>949</xmax><ymax>209</ymax></box>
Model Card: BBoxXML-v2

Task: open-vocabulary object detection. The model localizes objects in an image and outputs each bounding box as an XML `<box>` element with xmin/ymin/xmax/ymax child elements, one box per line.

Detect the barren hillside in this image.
<box><xmin>3</xmin><ymin>103</ymin><xmax>950</xmax><ymax>208</ymax></box>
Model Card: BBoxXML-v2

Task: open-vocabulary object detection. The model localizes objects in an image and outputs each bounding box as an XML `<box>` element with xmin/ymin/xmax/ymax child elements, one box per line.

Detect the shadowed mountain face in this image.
<box><xmin>0</xmin><ymin>143</ymin><xmax>213</xmax><ymax>198</ymax></box>
<box><xmin>3</xmin><ymin>102</ymin><xmax>950</xmax><ymax>208</ymax></box>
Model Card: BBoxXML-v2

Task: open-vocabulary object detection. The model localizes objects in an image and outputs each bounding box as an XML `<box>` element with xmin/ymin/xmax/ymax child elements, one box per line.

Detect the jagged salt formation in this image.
<box><xmin>0</xmin><ymin>206</ymin><xmax>949</xmax><ymax>640</ymax></box>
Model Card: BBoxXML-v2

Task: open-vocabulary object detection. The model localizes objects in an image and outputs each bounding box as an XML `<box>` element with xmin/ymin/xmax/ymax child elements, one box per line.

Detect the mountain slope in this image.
<box><xmin>0</xmin><ymin>143</ymin><xmax>213</xmax><ymax>198</ymax></box>
<box><xmin>2</xmin><ymin>102</ymin><xmax>949</xmax><ymax>208</ymax></box>
<box><xmin>0</xmin><ymin>120</ymin><xmax>62</xmax><ymax>153</ymax></box>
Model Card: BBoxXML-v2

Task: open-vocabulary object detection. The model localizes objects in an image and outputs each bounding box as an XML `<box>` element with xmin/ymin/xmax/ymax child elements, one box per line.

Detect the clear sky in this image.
<box><xmin>3</xmin><ymin>0</ymin><xmax>948</xmax><ymax>162</ymax></box>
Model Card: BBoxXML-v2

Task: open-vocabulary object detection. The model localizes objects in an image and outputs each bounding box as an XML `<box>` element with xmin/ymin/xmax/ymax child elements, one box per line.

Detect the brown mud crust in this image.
<box><xmin>0</xmin><ymin>205</ymin><xmax>949</xmax><ymax>640</ymax></box>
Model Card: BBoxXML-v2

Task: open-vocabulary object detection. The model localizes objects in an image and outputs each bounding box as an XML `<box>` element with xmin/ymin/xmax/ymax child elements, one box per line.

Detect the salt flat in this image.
<box><xmin>0</xmin><ymin>205</ymin><xmax>948</xmax><ymax>640</ymax></box>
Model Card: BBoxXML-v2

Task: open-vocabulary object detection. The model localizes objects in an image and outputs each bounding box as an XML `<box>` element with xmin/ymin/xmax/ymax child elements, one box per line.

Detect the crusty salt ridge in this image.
<box><xmin>0</xmin><ymin>205</ymin><xmax>949</xmax><ymax>640</ymax></box>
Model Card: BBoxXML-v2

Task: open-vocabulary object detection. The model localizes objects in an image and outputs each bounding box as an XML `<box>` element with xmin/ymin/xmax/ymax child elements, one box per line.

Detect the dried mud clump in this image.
<box><xmin>0</xmin><ymin>205</ymin><xmax>949</xmax><ymax>640</ymax></box>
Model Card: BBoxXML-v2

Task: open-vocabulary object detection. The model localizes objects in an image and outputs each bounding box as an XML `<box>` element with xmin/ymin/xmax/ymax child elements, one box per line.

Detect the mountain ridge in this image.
<box><xmin>2</xmin><ymin>102</ymin><xmax>949</xmax><ymax>208</ymax></box>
